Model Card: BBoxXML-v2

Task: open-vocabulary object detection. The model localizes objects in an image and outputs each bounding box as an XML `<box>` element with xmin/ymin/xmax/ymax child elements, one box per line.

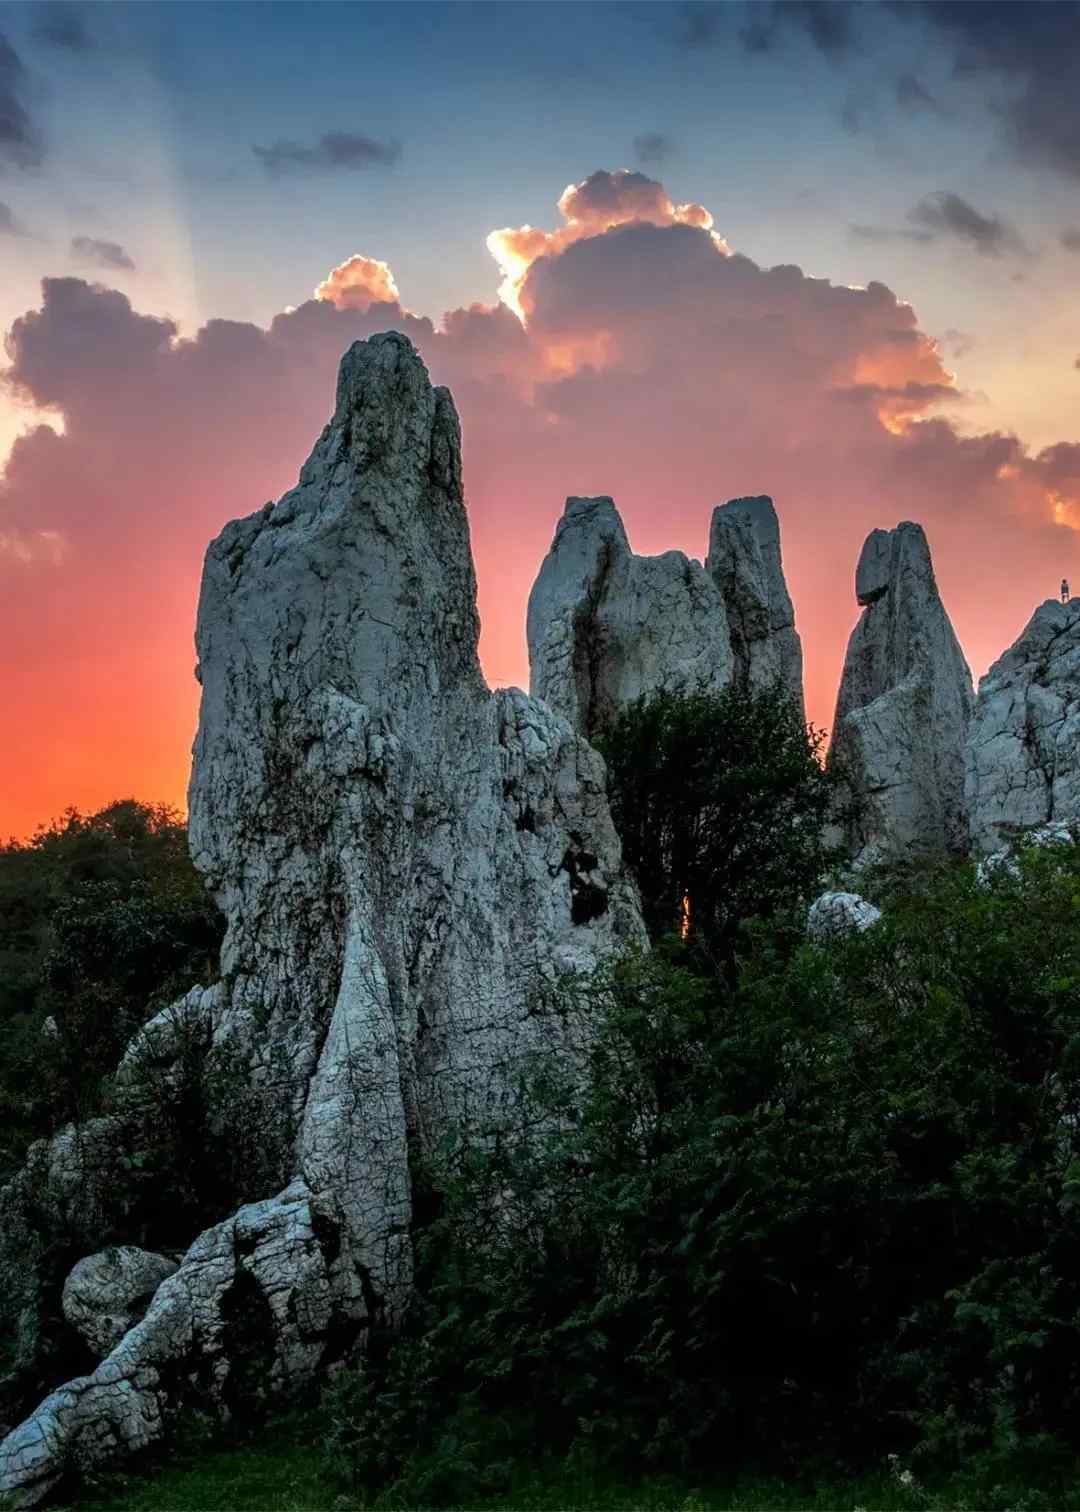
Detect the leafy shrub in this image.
<box><xmin>0</xmin><ymin>800</ymin><xmax>223</xmax><ymax>1173</ymax></box>
<box><xmin>595</xmin><ymin>684</ymin><xmax>839</xmax><ymax>959</ymax></box>
<box><xmin>324</xmin><ymin>839</ymin><xmax>1080</xmax><ymax>1506</ymax></box>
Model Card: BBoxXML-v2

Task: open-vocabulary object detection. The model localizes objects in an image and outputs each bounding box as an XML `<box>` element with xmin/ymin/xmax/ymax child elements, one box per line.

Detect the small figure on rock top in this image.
<box><xmin>1063</xmin><ymin>579</ymin><xmax>1071</xmax><ymax>604</ymax></box>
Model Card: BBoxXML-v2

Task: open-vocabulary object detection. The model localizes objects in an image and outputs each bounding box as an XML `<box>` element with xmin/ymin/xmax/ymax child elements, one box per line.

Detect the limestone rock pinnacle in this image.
<box><xmin>828</xmin><ymin>521</ymin><xmax>974</xmax><ymax>867</ymax></box>
<box><xmin>0</xmin><ymin>334</ymin><xmax>644</xmax><ymax>1505</ymax></box>
<box><xmin>966</xmin><ymin>597</ymin><xmax>1080</xmax><ymax>851</ymax></box>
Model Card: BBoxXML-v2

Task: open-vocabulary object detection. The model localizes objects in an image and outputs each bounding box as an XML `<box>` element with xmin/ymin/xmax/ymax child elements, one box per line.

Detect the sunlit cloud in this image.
<box><xmin>487</xmin><ymin>168</ymin><xmax>725</xmax><ymax>321</ymax></box>
<box><xmin>314</xmin><ymin>254</ymin><xmax>401</xmax><ymax>311</ymax></box>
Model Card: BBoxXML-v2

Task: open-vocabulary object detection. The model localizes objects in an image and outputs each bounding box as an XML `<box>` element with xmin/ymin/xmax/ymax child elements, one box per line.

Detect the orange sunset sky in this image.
<box><xmin>2</xmin><ymin>1</ymin><xmax>1080</xmax><ymax>838</ymax></box>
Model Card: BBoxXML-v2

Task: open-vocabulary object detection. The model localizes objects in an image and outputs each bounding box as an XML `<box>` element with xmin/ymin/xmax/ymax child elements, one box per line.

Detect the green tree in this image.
<box><xmin>595</xmin><ymin>684</ymin><xmax>839</xmax><ymax>958</ymax></box>
<box><xmin>0</xmin><ymin>800</ymin><xmax>223</xmax><ymax>1173</ymax></box>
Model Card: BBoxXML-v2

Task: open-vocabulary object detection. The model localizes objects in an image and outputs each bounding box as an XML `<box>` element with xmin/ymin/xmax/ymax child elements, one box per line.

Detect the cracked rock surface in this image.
<box><xmin>63</xmin><ymin>1248</ymin><xmax>179</xmax><ymax>1359</ymax></box>
<box><xmin>527</xmin><ymin>493</ymin><xmax>803</xmax><ymax>739</ymax></box>
<box><xmin>828</xmin><ymin>522</ymin><xmax>974</xmax><ymax>868</ymax></box>
<box><xmin>965</xmin><ymin>599</ymin><xmax>1080</xmax><ymax>853</ymax></box>
<box><xmin>806</xmin><ymin>891</ymin><xmax>882</xmax><ymax>943</ymax></box>
<box><xmin>0</xmin><ymin>333</ymin><xmax>644</xmax><ymax>1504</ymax></box>
<box><xmin>1</xmin><ymin>1183</ymin><xmax>367</xmax><ymax>1505</ymax></box>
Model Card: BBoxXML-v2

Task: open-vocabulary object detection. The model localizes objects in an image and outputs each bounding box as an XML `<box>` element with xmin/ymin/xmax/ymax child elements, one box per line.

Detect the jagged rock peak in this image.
<box><xmin>828</xmin><ymin>521</ymin><xmax>974</xmax><ymax>867</ymax></box>
<box><xmin>966</xmin><ymin>597</ymin><xmax>1080</xmax><ymax>853</ymax></box>
<box><xmin>0</xmin><ymin>335</ymin><xmax>644</xmax><ymax>1505</ymax></box>
<box><xmin>705</xmin><ymin>495</ymin><xmax>804</xmax><ymax>712</ymax></box>
<box><xmin>527</xmin><ymin>494</ymin><xmax>734</xmax><ymax>739</ymax></box>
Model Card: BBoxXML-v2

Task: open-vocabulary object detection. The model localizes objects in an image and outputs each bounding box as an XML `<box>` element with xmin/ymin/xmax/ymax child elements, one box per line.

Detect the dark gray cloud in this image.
<box><xmin>32</xmin><ymin>3</ymin><xmax>93</xmax><ymax>52</ymax></box>
<box><xmin>891</xmin><ymin>2</ymin><xmax>1080</xmax><ymax>178</ymax></box>
<box><xmin>850</xmin><ymin>223</ymin><xmax>935</xmax><ymax>245</ymax></box>
<box><xmin>0</xmin><ymin>31</ymin><xmax>43</xmax><ymax>171</ymax></box>
<box><xmin>1062</xmin><ymin>227</ymin><xmax>1080</xmax><ymax>253</ymax></box>
<box><xmin>740</xmin><ymin>1</ymin><xmax>856</xmax><ymax>58</ymax></box>
<box><xmin>71</xmin><ymin>236</ymin><xmax>135</xmax><ymax>271</ymax></box>
<box><xmin>633</xmin><ymin>132</ymin><xmax>675</xmax><ymax>165</ymax></box>
<box><xmin>0</xmin><ymin>198</ymin><xmax>27</xmax><ymax>236</ymax></box>
<box><xmin>252</xmin><ymin>131</ymin><xmax>401</xmax><ymax>177</ymax></box>
<box><xmin>724</xmin><ymin>1</ymin><xmax>1080</xmax><ymax>180</ymax></box>
<box><xmin>908</xmin><ymin>191</ymin><xmax>1026</xmax><ymax>257</ymax></box>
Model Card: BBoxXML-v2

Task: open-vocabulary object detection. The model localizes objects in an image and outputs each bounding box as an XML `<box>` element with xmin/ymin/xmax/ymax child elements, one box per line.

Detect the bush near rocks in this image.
<box><xmin>325</xmin><ymin>839</ymin><xmax>1080</xmax><ymax>1508</ymax></box>
<box><xmin>595</xmin><ymin>683</ymin><xmax>840</xmax><ymax>961</ymax></box>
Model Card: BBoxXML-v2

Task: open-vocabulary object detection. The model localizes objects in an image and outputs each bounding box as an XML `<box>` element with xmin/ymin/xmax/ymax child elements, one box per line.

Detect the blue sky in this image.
<box><xmin>2</xmin><ymin>1</ymin><xmax>1078</xmax><ymax>453</ymax></box>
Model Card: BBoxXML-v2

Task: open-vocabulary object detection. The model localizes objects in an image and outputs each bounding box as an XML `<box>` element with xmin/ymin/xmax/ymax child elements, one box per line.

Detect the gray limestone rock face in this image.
<box><xmin>1</xmin><ymin>1183</ymin><xmax>367</xmax><ymax>1504</ymax></box>
<box><xmin>705</xmin><ymin>496</ymin><xmax>804</xmax><ymax>714</ymax></box>
<box><xmin>0</xmin><ymin>1118</ymin><xmax>131</xmax><ymax>1420</ymax></box>
<box><xmin>828</xmin><ymin>522</ymin><xmax>974</xmax><ymax>867</ymax></box>
<box><xmin>976</xmin><ymin>822</ymin><xmax>1078</xmax><ymax>886</ymax></box>
<box><xmin>854</xmin><ymin>529</ymin><xmax>894</xmax><ymax>607</ymax></box>
<box><xmin>806</xmin><ymin>890</ymin><xmax>882</xmax><ymax>943</ymax></box>
<box><xmin>965</xmin><ymin>599</ymin><xmax>1080</xmax><ymax>853</ymax></box>
<box><xmin>526</xmin><ymin>496</ymin><xmax>735</xmax><ymax>738</ymax></box>
<box><xmin>526</xmin><ymin>493</ymin><xmax>804</xmax><ymax>740</ymax></box>
<box><xmin>62</xmin><ymin>1248</ymin><xmax>179</xmax><ymax>1358</ymax></box>
<box><xmin>0</xmin><ymin>333</ymin><xmax>644</xmax><ymax>1505</ymax></box>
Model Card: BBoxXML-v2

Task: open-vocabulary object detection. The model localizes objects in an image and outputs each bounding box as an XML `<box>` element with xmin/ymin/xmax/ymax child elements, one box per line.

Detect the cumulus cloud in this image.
<box><xmin>633</xmin><ymin>132</ymin><xmax>675</xmax><ymax>165</ymax></box>
<box><xmin>0</xmin><ymin>32</ymin><xmax>43</xmax><ymax>172</ymax></box>
<box><xmin>487</xmin><ymin>168</ymin><xmax>722</xmax><ymax>318</ymax></box>
<box><xmin>252</xmin><ymin>131</ymin><xmax>401</xmax><ymax>176</ymax></box>
<box><xmin>908</xmin><ymin>191</ymin><xmax>1026</xmax><ymax>257</ymax></box>
<box><xmin>314</xmin><ymin>254</ymin><xmax>400</xmax><ymax>311</ymax></box>
<box><xmin>71</xmin><ymin>235</ymin><xmax>135</xmax><ymax>271</ymax></box>
<box><xmin>2</xmin><ymin>168</ymin><xmax>1078</xmax><ymax>833</ymax></box>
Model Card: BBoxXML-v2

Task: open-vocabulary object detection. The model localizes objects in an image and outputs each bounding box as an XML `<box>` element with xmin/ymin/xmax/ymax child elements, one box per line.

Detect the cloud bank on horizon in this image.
<box><xmin>1</xmin><ymin>166</ymin><xmax>1079</xmax><ymax>835</ymax></box>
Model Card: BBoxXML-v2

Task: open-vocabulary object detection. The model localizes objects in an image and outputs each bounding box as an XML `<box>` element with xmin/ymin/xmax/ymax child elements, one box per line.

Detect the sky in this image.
<box><xmin>2</xmin><ymin>0</ymin><xmax>1080</xmax><ymax>838</ymax></box>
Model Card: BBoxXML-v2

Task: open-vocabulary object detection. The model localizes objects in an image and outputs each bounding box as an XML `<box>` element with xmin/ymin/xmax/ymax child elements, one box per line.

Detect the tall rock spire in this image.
<box><xmin>705</xmin><ymin>494</ymin><xmax>803</xmax><ymax>714</ymax></box>
<box><xmin>0</xmin><ymin>335</ymin><xmax>644</xmax><ymax>1505</ymax></box>
<box><xmin>965</xmin><ymin>597</ymin><xmax>1080</xmax><ymax>851</ymax></box>
<box><xmin>527</xmin><ymin>495</ymin><xmax>735</xmax><ymax>738</ymax></box>
<box><xmin>527</xmin><ymin>493</ymin><xmax>804</xmax><ymax>740</ymax></box>
<box><xmin>828</xmin><ymin>521</ymin><xmax>974</xmax><ymax>867</ymax></box>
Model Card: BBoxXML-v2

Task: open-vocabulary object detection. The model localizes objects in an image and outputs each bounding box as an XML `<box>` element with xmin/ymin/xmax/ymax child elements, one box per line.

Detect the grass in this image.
<box><xmin>52</xmin><ymin>1415</ymin><xmax>1076</xmax><ymax>1512</ymax></box>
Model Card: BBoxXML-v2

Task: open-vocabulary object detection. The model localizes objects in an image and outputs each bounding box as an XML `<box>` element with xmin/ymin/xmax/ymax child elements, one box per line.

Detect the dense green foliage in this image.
<box><xmin>595</xmin><ymin>686</ymin><xmax>838</xmax><ymax>957</ymax></box>
<box><xmin>0</xmin><ymin>800</ymin><xmax>223</xmax><ymax>1175</ymax></box>
<box><xmin>317</xmin><ymin>691</ymin><xmax>1080</xmax><ymax>1510</ymax></box>
<box><xmin>9</xmin><ymin>705</ymin><xmax>1080</xmax><ymax>1511</ymax></box>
